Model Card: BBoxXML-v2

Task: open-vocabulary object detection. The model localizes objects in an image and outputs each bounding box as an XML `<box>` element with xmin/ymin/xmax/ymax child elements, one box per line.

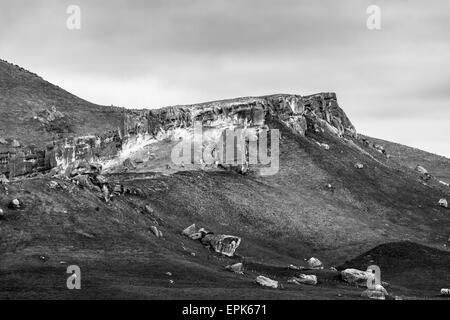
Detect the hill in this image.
<box><xmin>0</xmin><ymin>60</ymin><xmax>449</xmax><ymax>299</ymax></box>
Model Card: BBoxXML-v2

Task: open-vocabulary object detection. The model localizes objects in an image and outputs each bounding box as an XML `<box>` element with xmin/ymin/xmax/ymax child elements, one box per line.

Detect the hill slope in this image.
<box><xmin>0</xmin><ymin>59</ymin><xmax>124</xmax><ymax>147</ymax></box>
<box><xmin>0</xmin><ymin>61</ymin><xmax>449</xmax><ymax>299</ymax></box>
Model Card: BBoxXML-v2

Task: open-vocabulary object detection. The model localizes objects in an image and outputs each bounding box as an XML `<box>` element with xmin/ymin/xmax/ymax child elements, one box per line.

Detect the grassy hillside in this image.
<box><xmin>0</xmin><ymin>60</ymin><xmax>124</xmax><ymax>147</ymax></box>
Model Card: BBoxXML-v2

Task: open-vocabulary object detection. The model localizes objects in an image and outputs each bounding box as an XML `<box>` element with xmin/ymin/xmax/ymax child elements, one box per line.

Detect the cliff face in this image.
<box><xmin>0</xmin><ymin>92</ymin><xmax>356</xmax><ymax>177</ymax></box>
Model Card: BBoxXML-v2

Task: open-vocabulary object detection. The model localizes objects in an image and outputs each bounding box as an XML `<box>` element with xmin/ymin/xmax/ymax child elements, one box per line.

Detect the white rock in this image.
<box><xmin>415</xmin><ymin>165</ymin><xmax>428</xmax><ymax>174</ymax></box>
<box><xmin>288</xmin><ymin>274</ymin><xmax>317</xmax><ymax>285</ymax></box>
<box><xmin>354</xmin><ymin>163</ymin><xmax>364</xmax><ymax>169</ymax></box>
<box><xmin>225</xmin><ymin>262</ymin><xmax>244</xmax><ymax>274</ymax></box>
<box><xmin>441</xmin><ymin>288</ymin><xmax>450</xmax><ymax>296</ymax></box>
<box><xmin>256</xmin><ymin>276</ymin><xmax>280</xmax><ymax>289</ymax></box>
<box><xmin>341</xmin><ymin>268</ymin><xmax>373</xmax><ymax>286</ymax></box>
<box><xmin>439</xmin><ymin>181</ymin><xmax>450</xmax><ymax>187</ymax></box>
<box><xmin>182</xmin><ymin>224</ymin><xmax>198</xmax><ymax>237</ymax></box>
<box><xmin>307</xmin><ymin>257</ymin><xmax>323</xmax><ymax>269</ymax></box>
<box><xmin>438</xmin><ymin>199</ymin><xmax>448</xmax><ymax>208</ymax></box>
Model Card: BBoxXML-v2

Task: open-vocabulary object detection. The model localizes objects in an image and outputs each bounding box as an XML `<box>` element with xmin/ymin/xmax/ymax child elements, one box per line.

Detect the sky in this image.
<box><xmin>1</xmin><ymin>0</ymin><xmax>449</xmax><ymax>157</ymax></box>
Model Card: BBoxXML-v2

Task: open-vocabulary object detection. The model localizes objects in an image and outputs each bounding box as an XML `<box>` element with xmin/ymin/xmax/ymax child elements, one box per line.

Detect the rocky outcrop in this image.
<box><xmin>0</xmin><ymin>93</ymin><xmax>356</xmax><ymax>178</ymax></box>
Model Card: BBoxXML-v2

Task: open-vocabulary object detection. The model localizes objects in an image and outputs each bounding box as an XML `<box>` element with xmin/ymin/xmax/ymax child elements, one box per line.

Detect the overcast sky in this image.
<box><xmin>1</xmin><ymin>0</ymin><xmax>449</xmax><ymax>157</ymax></box>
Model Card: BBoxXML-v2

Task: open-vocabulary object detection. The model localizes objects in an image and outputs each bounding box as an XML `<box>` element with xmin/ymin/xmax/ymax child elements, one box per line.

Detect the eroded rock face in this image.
<box><xmin>0</xmin><ymin>93</ymin><xmax>356</xmax><ymax>178</ymax></box>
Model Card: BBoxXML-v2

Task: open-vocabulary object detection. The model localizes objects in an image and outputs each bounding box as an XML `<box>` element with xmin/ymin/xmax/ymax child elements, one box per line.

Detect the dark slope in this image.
<box><xmin>0</xmin><ymin>60</ymin><xmax>124</xmax><ymax>147</ymax></box>
<box><xmin>362</xmin><ymin>135</ymin><xmax>450</xmax><ymax>183</ymax></box>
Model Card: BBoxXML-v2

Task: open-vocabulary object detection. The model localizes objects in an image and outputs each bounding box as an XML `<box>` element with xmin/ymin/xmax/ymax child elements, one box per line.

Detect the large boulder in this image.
<box><xmin>255</xmin><ymin>276</ymin><xmax>280</xmax><ymax>289</ymax></box>
<box><xmin>341</xmin><ymin>268</ymin><xmax>374</xmax><ymax>286</ymax></box>
<box><xmin>201</xmin><ymin>234</ymin><xmax>241</xmax><ymax>257</ymax></box>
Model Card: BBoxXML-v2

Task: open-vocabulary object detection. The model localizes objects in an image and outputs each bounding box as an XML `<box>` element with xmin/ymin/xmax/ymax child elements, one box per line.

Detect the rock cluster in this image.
<box><xmin>182</xmin><ymin>224</ymin><xmax>241</xmax><ymax>257</ymax></box>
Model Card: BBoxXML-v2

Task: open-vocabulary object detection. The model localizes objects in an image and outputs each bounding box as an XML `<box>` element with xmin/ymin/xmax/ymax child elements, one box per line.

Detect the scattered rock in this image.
<box><xmin>288</xmin><ymin>274</ymin><xmax>318</xmax><ymax>285</ymax></box>
<box><xmin>441</xmin><ymin>288</ymin><xmax>450</xmax><ymax>296</ymax></box>
<box><xmin>144</xmin><ymin>204</ymin><xmax>154</xmax><ymax>214</ymax></box>
<box><xmin>0</xmin><ymin>208</ymin><xmax>4</xmax><ymax>219</ymax></box>
<box><xmin>11</xmin><ymin>140</ymin><xmax>21</xmax><ymax>148</ymax></box>
<box><xmin>0</xmin><ymin>174</ymin><xmax>9</xmax><ymax>184</ymax></box>
<box><xmin>48</xmin><ymin>180</ymin><xmax>59</xmax><ymax>189</ymax></box>
<box><xmin>95</xmin><ymin>175</ymin><xmax>108</xmax><ymax>185</ymax></box>
<box><xmin>306</xmin><ymin>257</ymin><xmax>323</xmax><ymax>269</ymax></box>
<box><xmin>288</xmin><ymin>264</ymin><xmax>301</xmax><ymax>270</ymax></box>
<box><xmin>9</xmin><ymin>199</ymin><xmax>21</xmax><ymax>209</ymax></box>
<box><xmin>150</xmin><ymin>226</ymin><xmax>163</xmax><ymax>238</ymax></box>
<box><xmin>0</xmin><ymin>137</ymin><xmax>7</xmax><ymax>144</ymax></box>
<box><xmin>166</xmin><ymin>272</ymin><xmax>172</xmax><ymax>276</ymax></box>
<box><xmin>330</xmin><ymin>267</ymin><xmax>338</xmax><ymax>272</ymax></box>
<box><xmin>341</xmin><ymin>268</ymin><xmax>373</xmax><ymax>286</ymax></box>
<box><xmin>354</xmin><ymin>163</ymin><xmax>364</xmax><ymax>169</ymax></box>
<box><xmin>415</xmin><ymin>165</ymin><xmax>428</xmax><ymax>175</ymax></box>
<box><xmin>182</xmin><ymin>224</ymin><xmax>198</xmax><ymax>237</ymax></box>
<box><xmin>438</xmin><ymin>199</ymin><xmax>448</xmax><ymax>208</ymax></box>
<box><xmin>123</xmin><ymin>158</ymin><xmax>136</xmax><ymax>170</ymax></box>
<box><xmin>169</xmin><ymin>280</ymin><xmax>175</xmax><ymax>284</ymax></box>
<box><xmin>225</xmin><ymin>262</ymin><xmax>244</xmax><ymax>274</ymax></box>
<box><xmin>255</xmin><ymin>276</ymin><xmax>280</xmax><ymax>289</ymax></box>
<box><xmin>201</xmin><ymin>234</ymin><xmax>241</xmax><ymax>257</ymax></box>
<box><xmin>439</xmin><ymin>181</ymin><xmax>450</xmax><ymax>187</ymax></box>
<box><xmin>39</xmin><ymin>255</ymin><xmax>48</xmax><ymax>262</ymax></box>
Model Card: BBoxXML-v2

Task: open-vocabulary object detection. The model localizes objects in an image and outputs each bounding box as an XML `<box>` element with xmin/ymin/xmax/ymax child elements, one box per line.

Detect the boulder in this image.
<box><xmin>95</xmin><ymin>175</ymin><xmax>108</xmax><ymax>185</ymax></box>
<box><xmin>11</xmin><ymin>140</ymin><xmax>21</xmax><ymax>148</ymax></box>
<box><xmin>48</xmin><ymin>181</ymin><xmax>59</xmax><ymax>189</ymax></box>
<box><xmin>150</xmin><ymin>226</ymin><xmax>163</xmax><ymax>238</ymax></box>
<box><xmin>438</xmin><ymin>199</ymin><xmax>448</xmax><ymax>208</ymax></box>
<box><xmin>415</xmin><ymin>165</ymin><xmax>428</xmax><ymax>175</ymax></box>
<box><xmin>439</xmin><ymin>181</ymin><xmax>450</xmax><ymax>187</ymax></box>
<box><xmin>0</xmin><ymin>174</ymin><xmax>9</xmax><ymax>184</ymax></box>
<box><xmin>341</xmin><ymin>268</ymin><xmax>373</xmax><ymax>286</ymax></box>
<box><xmin>225</xmin><ymin>262</ymin><xmax>244</xmax><ymax>274</ymax></box>
<box><xmin>182</xmin><ymin>224</ymin><xmax>198</xmax><ymax>237</ymax></box>
<box><xmin>201</xmin><ymin>234</ymin><xmax>241</xmax><ymax>257</ymax></box>
<box><xmin>354</xmin><ymin>163</ymin><xmax>364</xmax><ymax>169</ymax></box>
<box><xmin>255</xmin><ymin>276</ymin><xmax>280</xmax><ymax>289</ymax></box>
<box><xmin>72</xmin><ymin>175</ymin><xmax>95</xmax><ymax>190</ymax></box>
<box><xmin>144</xmin><ymin>204</ymin><xmax>154</xmax><ymax>214</ymax></box>
<box><xmin>306</xmin><ymin>257</ymin><xmax>323</xmax><ymax>269</ymax></box>
<box><xmin>0</xmin><ymin>137</ymin><xmax>7</xmax><ymax>144</ymax></box>
<box><xmin>441</xmin><ymin>288</ymin><xmax>450</xmax><ymax>296</ymax></box>
<box><xmin>9</xmin><ymin>199</ymin><xmax>21</xmax><ymax>209</ymax></box>
<box><xmin>0</xmin><ymin>208</ymin><xmax>4</xmax><ymax>219</ymax></box>
<box><xmin>288</xmin><ymin>274</ymin><xmax>317</xmax><ymax>285</ymax></box>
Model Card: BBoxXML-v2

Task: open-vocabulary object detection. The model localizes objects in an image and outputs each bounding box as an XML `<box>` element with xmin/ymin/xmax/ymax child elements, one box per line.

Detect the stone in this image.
<box><xmin>0</xmin><ymin>208</ymin><xmax>4</xmax><ymax>219</ymax></box>
<box><xmin>11</xmin><ymin>140</ymin><xmax>21</xmax><ymax>148</ymax></box>
<box><xmin>95</xmin><ymin>175</ymin><xmax>108</xmax><ymax>184</ymax></box>
<box><xmin>288</xmin><ymin>264</ymin><xmax>300</xmax><ymax>270</ymax></box>
<box><xmin>9</xmin><ymin>199</ymin><xmax>21</xmax><ymax>209</ymax></box>
<box><xmin>438</xmin><ymin>199</ymin><xmax>448</xmax><ymax>208</ymax></box>
<box><xmin>341</xmin><ymin>268</ymin><xmax>373</xmax><ymax>286</ymax></box>
<box><xmin>354</xmin><ymin>163</ymin><xmax>364</xmax><ymax>169</ymax></box>
<box><xmin>415</xmin><ymin>165</ymin><xmax>428</xmax><ymax>175</ymax></box>
<box><xmin>150</xmin><ymin>226</ymin><xmax>163</xmax><ymax>238</ymax></box>
<box><xmin>441</xmin><ymin>288</ymin><xmax>450</xmax><ymax>296</ymax></box>
<box><xmin>255</xmin><ymin>276</ymin><xmax>280</xmax><ymax>289</ymax></box>
<box><xmin>0</xmin><ymin>137</ymin><xmax>7</xmax><ymax>144</ymax></box>
<box><xmin>182</xmin><ymin>224</ymin><xmax>198</xmax><ymax>237</ymax></box>
<box><xmin>123</xmin><ymin>158</ymin><xmax>136</xmax><ymax>170</ymax></box>
<box><xmin>225</xmin><ymin>262</ymin><xmax>244</xmax><ymax>274</ymax></box>
<box><xmin>306</xmin><ymin>257</ymin><xmax>323</xmax><ymax>269</ymax></box>
<box><xmin>0</xmin><ymin>174</ymin><xmax>9</xmax><ymax>184</ymax></box>
<box><xmin>439</xmin><ymin>181</ymin><xmax>450</xmax><ymax>187</ymax></box>
<box><xmin>201</xmin><ymin>234</ymin><xmax>241</xmax><ymax>257</ymax></box>
<box><xmin>144</xmin><ymin>204</ymin><xmax>154</xmax><ymax>214</ymax></box>
<box><xmin>288</xmin><ymin>274</ymin><xmax>317</xmax><ymax>285</ymax></box>
<box><xmin>72</xmin><ymin>175</ymin><xmax>95</xmax><ymax>189</ymax></box>
<box><xmin>48</xmin><ymin>181</ymin><xmax>58</xmax><ymax>189</ymax></box>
